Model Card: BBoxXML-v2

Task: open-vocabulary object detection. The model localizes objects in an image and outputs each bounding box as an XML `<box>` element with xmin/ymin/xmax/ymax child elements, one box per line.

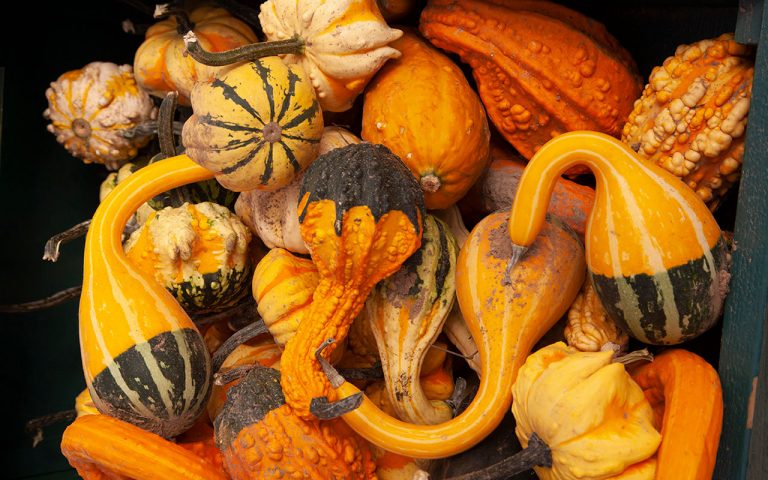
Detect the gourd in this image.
<box><xmin>508</xmin><ymin>131</ymin><xmax>731</xmax><ymax>345</ymax></box>
<box><xmin>366</xmin><ymin>215</ymin><xmax>458</xmax><ymax>424</ymax></box>
<box><xmin>317</xmin><ymin>211</ymin><xmax>585</xmax><ymax>458</ymax></box>
<box><xmin>234</xmin><ymin>128</ymin><xmax>361</xmax><ymax>253</ymax></box>
<box><xmin>441</xmin><ymin>305</ymin><xmax>480</xmax><ymax>374</ymax></box>
<box><xmin>503</xmin><ymin>341</ymin><xmax>660</xmax><ymax>480</ymax></box>
<box><xmin>74</xmin><ymin>389</ymin><xmax>99</xmax><ymax>417</ymax></box>
<box><xmin>133</xmin><ymin>5</ymin><xmax>257</xmax><ymax>104</ymax></box>
<box><xmin>622</xmin><ymin>33</ymin><xmax>755</xmax><ymax>209</ymax></box>
<box><xmin>364</xmin><ymin>360</ymin><xmax>456</xmax><ymax>419</ymax></box>
<box><xmin>61</xmin><ymin>414</ymin><xmax>228</xmax><ymax>480</ymax></box>
<box><xmin>282</xmin><ymin>143</ymin><xmax>425</xmax><ymax>419</ymax></box>
<box><xmin>565</xmin><ymin>278</ymin><xmax>629</xmax><ymax>352</ymax></box>
<box><xmin>460</xmin><ymin>143</ymin><xmax>595</xmax><ymax>237</ymax></box>
<box><xmin>176</xmin><ymin>421</ymin><xmax>228</xmax><ymax>477</ymax></box>
<box><xmin>419</xmin><ymin>0</ymin><xmax>642</xmax><ymax>168</ymax></box>
<box><xmin>182</xmin><ymin>56</ymin><xmax>324</xmax><ymax>192</ymax></box>
<box><xmin>361</xmin><ymin>31</ymin><xmax>490</xmax><ymax>209</ymax></box>
<box><xmin>377</xmin><ymin>0</ymin><xmax>417</xmax><ymax>21</ymax></box>
<box><xmin>124</xmin><ymin>202</ymin><xmax>253</xmax><ymax>314</ymax></box>
<box><xmin>43</xmin><ymin>62</ymin><xmax>157</xmax><ymax>170</ymax></box>
<box><xmin>79</xmin><ymin>154</ymin><xmax>215</xmax><ymax>437</ymax></box>
<box><xmin>631</xmin><ymin>349</ymin><xmax>723</xmax><ymax>480</ymax></box>
<box><xmin>252</xmin><ymin>248</ymin><xmax>319</xmax><ymax>346</ymax></box>
<box><xmin>214</xmin><ymin>365</ymin><xmax>377</xmax><ymax>479</ymax></box>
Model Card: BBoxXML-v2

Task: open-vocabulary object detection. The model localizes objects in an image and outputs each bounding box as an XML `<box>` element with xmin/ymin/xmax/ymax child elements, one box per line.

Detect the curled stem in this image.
<box><xmin>211</xmin><ymin>318</ymin><xmax>268</xmax><ymax>373</ymax></box>
<box><xmin>184</xmin><ymin>31</ymin><xmax>304</xmax><ymax>66</ymax></box>
<box><xmin>157</xmin><ymin>91</ymin><xmax>179</xmax><ymax>158</ymax></box>
<box><xmin>214</xmin><ymin>364</ymin><xmax>257</xmax><ymax>386</ymax></box>
<box><xmin>43</xmin><ymin>220</ymin><xmax>91</xmax><ymax>262</ymax></box>
<box><xmin>446</xmin><ymin>432</ymin><xmax>552</xmax><ymax>480</ymax></box>
<box><xmin>0</xmin><ymin>286</ymin><xmax>82</xmax><ymax>314</ymax></box>
<box><xmin>309</xmin><ymin>338</ymin><xmax>365</xmax><ymax>419</ymax></box>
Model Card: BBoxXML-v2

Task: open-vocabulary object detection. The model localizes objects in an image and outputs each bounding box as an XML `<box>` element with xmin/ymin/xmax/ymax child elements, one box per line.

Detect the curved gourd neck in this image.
<box><xmin>509</xmin><ymin>131</ymin><xmax>635</xmax><ymax>247</ymax></box>
<box><xmin>335</xmin><ymin>344</ymin><xmax>514</xmax><ymax>459</ymax></box>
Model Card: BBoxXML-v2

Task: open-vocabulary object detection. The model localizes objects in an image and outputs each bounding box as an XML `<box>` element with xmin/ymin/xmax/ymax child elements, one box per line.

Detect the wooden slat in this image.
<box><xmin>748</xmin><ymin>326</ymin><xmax>768</xmax><ymax>478</ymax></box>
<box><xmin>717</xmin><ymin>1</ymin><xmax>768</xmax><ymax>478</ymax></box>
<box><xmin>736</xmin><ymin>0</ymin><xmax>764</xmax><ymax>44</ymax></box>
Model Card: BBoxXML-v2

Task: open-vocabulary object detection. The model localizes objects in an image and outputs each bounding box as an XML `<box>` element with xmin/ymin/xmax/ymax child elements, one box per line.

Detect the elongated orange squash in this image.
<box><xmin>509</xmin><ymin>131</ymin><xmax>730</xmax><ymax>345</ymax></box>
<box><xmin>323</xmin><ymin>212</ymin><xmax>585</xmax><ymax>458</ymax></box>
<box><xmin>80</xmin><ymin>155</ymin><xmax>215</xmax><ymax>437</ymax></box>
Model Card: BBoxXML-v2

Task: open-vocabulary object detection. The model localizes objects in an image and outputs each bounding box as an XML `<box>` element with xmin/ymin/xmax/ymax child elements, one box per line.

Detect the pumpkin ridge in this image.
<box><xmin>281</xmin><ymin>100</ymin><xmax>321</xmax><ymax>131</ymax></box>
<box><xmin>199</xmin><ymin>114</ymin><xmax>262</xmax><ymax>133</ymax></box>
<box><xmin>219</xmin><ymin>140</ymin><xmax>267</xmax><ymax>175</ymax></box>
<box><xmin>278</xmin><ymin>141</ymin><xmax>302</xmax><ymax>172</ymax></box>
<box><xmin>260</xmin><ymin>143</ymin><xmax>276</xmax><ymax>184</ymax></box>
<box><xmin>281</xmin><ymin>132</ymin><xmax>321</xmax><ymax>143</ymax></box>
<box><xmin>276</xmin><ymin>68</ymin><xmax>301</xmax><ymax>122</ymax></box>
<box><xmin>251</xmin><ymin>61</ymin><xmax>277</xmax><ymax>121</ymax></box>
<box><xmin>210</xmin><ymin>78</ymin><xmax>266</xmax><ymax>124</ymax></box>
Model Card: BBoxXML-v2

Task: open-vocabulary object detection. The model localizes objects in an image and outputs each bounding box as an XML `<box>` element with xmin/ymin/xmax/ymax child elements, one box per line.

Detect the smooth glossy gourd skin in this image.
<box><xmin>631</xmin><ymin>349</ymin><xmax>723</xmax><ymax>480</ymax></box>
<box><xmin>80</xmin><ymin>155</ymin><xmax>215</xmax><ymax>438</ymax></box>
<box><xmin>509</xmin><ymin>131</ymin><xmax>729</xmax><ymax>345</ymax></box>
<box><xmin>329</xmin><ymin>212</ymin><xmax>585</xmax><ymax>458</ymax></box>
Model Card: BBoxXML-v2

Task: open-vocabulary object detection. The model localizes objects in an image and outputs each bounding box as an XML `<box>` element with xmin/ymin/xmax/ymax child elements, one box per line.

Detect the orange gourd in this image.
<box><xmin>362</xmin><ymin>30</ymin><xmax>490</xmax><ymax>209</ymax></box>
<box><xmin>420</xmin><ymin>0</ymin><xmax>642</xmax><ymax>169</ymax></box>
<box><xmin>631</xmin><ymin>349</ymin><xmax>723</xmax><ymax>480</ymax></box>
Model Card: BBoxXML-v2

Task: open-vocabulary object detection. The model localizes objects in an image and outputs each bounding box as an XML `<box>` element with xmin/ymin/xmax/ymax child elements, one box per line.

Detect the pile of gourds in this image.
<box><xmin>31</xmin><ymin>0</ymin><xmax>755</xmax><ymax>478</ymax></box>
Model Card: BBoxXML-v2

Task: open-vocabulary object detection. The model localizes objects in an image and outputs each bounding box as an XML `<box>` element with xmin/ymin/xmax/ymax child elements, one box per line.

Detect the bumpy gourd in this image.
<box><xmin>80</xmin><ymin>155</ymin><xmax>215</xmax><ymax>437</ymax></box>
<box><xmin>183</xmin><ymin>57</ymin><xmax>324</xmax><ymax>192</ymax></box>
<box><xmin>44</xmin><ymin>62</ymin><xmax>157</xmax><ymax>169</ymax></box>
<box><xmin>622</xmin><ymin>33</ymin><xmax>754</xmax><ymax>209</ymax></box>
<box><xmin>632</xmin><ymin>349</ymin><xmax>723</xmax><ymax>480</ymax></box>
<box><xmin>215</xmin><ymin>366</ymin><xmax>377</xmax><ymax>479</ymax></box>
<box><xmin>281</xmin><ymin>143</ymin><xmax>425</xmax><ymax>419</ymax></box>
<box><xmin>258</xmin><ymin>0</ymin><xmax>403</xmax><ymax>112</ymax></box>
<box><xmin>134</xmin><ymin>5</ymin><xmax>257</xmax><ymax>104</ymax></box>
<box><xmin>252</xmin><ymin>248</ymin><xmax>319</xmax><ymax>346</ymax></box>
<box><xmin>124</xmin><ymin>202</ymin><xmax>252</xmax><ymax>314</ymax></box>
<box><xmin>366</xmin><ymin>215</ymin><xmax>458</xmax><ymax>424</ymax></box>
<box><xmin>565</xmin><ymin>278</ymin><xmax>629</xmax><ymax>352</ymax></box>
<box><xmin>508</xmin><ymin>131</ymin><xmax>730</xmax><ymax>345</ymax></box>
<box><xmin>61</xmin><ymin>414</ymin><xmax>227</xmax><ymax>480</ymax></box>
<box><xmin>322</xmin><ymin>212</ymin><xmax>585</xmax><ymax>458</ymax></box>
<box><xmin>361</xmin><ymin>31</ymin><xmax>490</xmax><ymax>209</ymax></box>
<box><xmin>420</xmin><ymin>0</ymin><xmax>642</xmax><ymax>168</ymax></box>
<box><xmin>511</xmin><ymin>342</ymin><xmax>660</xmax><ymax>480</ymax></box>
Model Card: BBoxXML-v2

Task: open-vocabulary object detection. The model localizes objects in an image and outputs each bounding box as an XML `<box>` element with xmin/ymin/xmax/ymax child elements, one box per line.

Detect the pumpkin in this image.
<box><xmin>79</xmin><ymin>154</ymin><xmax>215</xmax><ymax>437</ymax></box>
<box><xmin>61</xmin><ymin>414</ymin><xmax>228</xmax><ymax>480</ymax></box>
<box><xmin>631</xmin><ymin>349</ymin><xmax>723</xmax><ymax>480</ymax></box>
<box><xmin>502</xmin><ymin>341</ymin><xmax>660</xmax><ymax>480</ymax></box>
<box><xmin>124</xmin><ymin>202</ymin><xmax>253</xmax><ymax>314</ymax></box>
<box><xmin>318</xmin><ymin>211</ymin><xmax>585</xmax><ymax>458</ymax></box>
<box><xmin>508</xmin><ymin>131</ymin><xmax>731</xmax><ymax>345</ymax></box>
<box><xmin>43</xmin><ymin>62</ymin><xmax>157</xmax><ymax>170</ymax></box>
<box><xmin>419</xmin><ymin>0</ymin><xmax>642</xmax><ymax>169</ymax></box>
<box><xmin>565</xmin><ymin>278</ymin><xmax>629</xmax><ymax>353</ymax></box>
<box><xmin>282</xmin><ymin>143</ymin><xmax>425</xmax><ymax>419</ymax></box>
<box><xmin>622</xmin><ymin>33</ymin><xmax>755</xmax><ymax>209</ymax></box>
<box><xmin>460</xmin><ymin>142</ymin><xmax>596</xmax><ymax>236</ymax></box>
<box><xmin>182</xmin><ymin>56</ymin><xmax>324</xmax><ymax>192</ymax></box>
<box><xmin>133</xmin><ymin>5</ymin><xmax>257</xmax><ymax>104</ymax></box>
<box><xmin>214</xmin><ymin>365</ymin><xmax>377</xmax><ymax>479</ymax></box>
<box><xmin>235</xmin><ymin>127</ymin><xmax>362</xmax><ymax>254</ymax></box>
<box><xmin>361</xmin><ymin>30</ymin><xmax>490</xmax><ymax>209</ymax></box>
<box><xmin>366</xmin><ymin>214</ymin><xmax>458</xmax><ymax>424</ymax></box>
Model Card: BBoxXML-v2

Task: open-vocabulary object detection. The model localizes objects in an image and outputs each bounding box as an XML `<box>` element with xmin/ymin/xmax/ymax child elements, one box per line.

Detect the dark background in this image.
<box><xmin>0</xmin><ymin>0</ymin><xmax>741</xmax><ymax>477</ymax></box>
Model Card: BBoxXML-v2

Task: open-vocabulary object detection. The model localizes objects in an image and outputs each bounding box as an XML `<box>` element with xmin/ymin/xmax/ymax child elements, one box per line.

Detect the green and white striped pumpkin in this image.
<box><xmin>182</xmin><ymin>57</ymin><xmax>324</xmax><ymax>192</ymax></box>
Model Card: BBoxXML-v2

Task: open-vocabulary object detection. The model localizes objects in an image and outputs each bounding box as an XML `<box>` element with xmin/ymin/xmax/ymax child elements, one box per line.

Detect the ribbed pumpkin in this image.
<box><xmin>420</xmin><ymin>0</ymin><xmax>642</xmax><ymax>169</ymax></box>
<box><xmin>362</xmin><ymin>30</ymin><xmax>490</xmax><ymax>209</ymax></box>
<box><xmin>622</xmin><ymin>33</ymin><xmax>754</xmax><ymax>209</ymax></box>
<box><xmin>80</xmin><ymin>155</ymin><xmax>215</xmax><ymax>438</ymax></box>
<box><xmin>133</xmin><ymin>5</ymin><xmax>257</xmax><ymax>104</ymax></box>
<box><xmin>366</xmin><ymin>215</ymin><xmax>458</xmax><ymax>424</ymax></box>
<box><xmin>281</xmin><ymin>143</ymin><xmax>425</xmax><ymax>419</ymax></box>
<box><xmin>215</xmin><ymin>366</ymin><xmax>377</xmax><ymax>479</ymax></box>
<box><xmin>124</xmin><ymin>202</ymin><xmax>253</xmax><ymax>314</ymax></box>
<box><xmin>508</xmin><ymin>131</ymin><xmax>730</xmax><ymax>345</ymax></box>
<box><xmin>43</xmin><ymin>62</ymin><xmax>157</xmax><ymax>170</ymax></box>
<box><xmin>182</xmin><ymin>57</ymin><xmax>324</xmax><ymax>192</ymax></box>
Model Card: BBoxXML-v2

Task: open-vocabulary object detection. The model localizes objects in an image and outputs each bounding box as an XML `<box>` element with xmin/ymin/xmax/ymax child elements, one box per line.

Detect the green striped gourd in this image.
<box><xmin>508</xmin><ymin>131</ymin><xmax>730</xmax><ymax>345</ymax></box>
<box><xmin>80</xmin><ymin>155</ymin><xmax>215</xmax><ymax>437</ymax></box>
<box><xmin>182</xmin><ymin>57</ymin><xmax>324</xmax><ymax>192</ymax></box>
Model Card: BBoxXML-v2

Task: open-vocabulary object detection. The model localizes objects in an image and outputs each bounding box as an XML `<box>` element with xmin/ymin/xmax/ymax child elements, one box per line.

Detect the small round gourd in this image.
<box><xmin>44</xmin><ymin>62</ymin><xmax>157</xmax><ymax>170</ymax></box>
<box><xmin>182</xmin><ymin>57</ymin><xmax>324</xmax><ymax>192</ymax></box>
<box><xmin>124</xmin><ymin>202</ymin><xmax>252</xmax><ymax>314</ymax></box>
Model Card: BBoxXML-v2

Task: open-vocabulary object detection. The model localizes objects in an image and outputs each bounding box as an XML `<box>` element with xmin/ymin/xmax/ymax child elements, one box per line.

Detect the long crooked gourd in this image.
<box><xmin>508</xmin><ymin>131</ymin><xmax>730</xmax><ymax>345</ymax></box>
<box><xmin>80</xmin><ymin>154</ymin><xmax>215</xmax><ymax>437</ymax></box>
<box><xmin>326</xmin><ymin>211</ymin><xmax>585</xmax><ymax>458</ymax></box>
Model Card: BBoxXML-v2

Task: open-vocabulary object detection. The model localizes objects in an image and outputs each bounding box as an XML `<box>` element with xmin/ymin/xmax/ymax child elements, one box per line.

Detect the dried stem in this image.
<box><xmin>614</xmin><ymin>348</ymin><xmax>654</xmax><ymax>366</ymax></box>
<box><xmin>43</xmin><ymin>220</ymin><xmax>91</xmax><ymax>262</ymax></box>
<box><xmin>26</xmin><ymin>409</ymin><xmax>78</xmax><ymax>447</ymax></box>
<box><xmin>121</xmin><ymin>120</ymin><xmax>183</xmax><ymax>139</ymax></box>
<box><xmin>503</xmin><ymin>243</ymin><xmax>528</xmax><ymax>286</ymax></box>
<box><xmin>157</xmin><ymin>91</ymin><xmax>179</xmax><ymax>158</ymax></box>
<box><xmin>211</xmin><ymin>319</ymin><xmax>268</xmax><ymax>373</ymax></box>
<box><xmin>310</xmin><ymin>393</ymin><xmax>364</xmax><ymax>420</ymax></box>
<box><xmin>184</xmin><ymin>31</ymin><xmax>304</xmax><ymax>66</ymax></box>
<box><xmin>446</xmin><ymin>432</ymin><xmax>552</xmax><ymax>480</ymax></box>
<box><xmin>0</xmin><ymin>286</ymin><xmax>82</xmax><ymax>314</ymax></box>
<box><xmin>214</xmin><ymin>364</ymin><xmax>257</xmax><ymax>386</ymax></box>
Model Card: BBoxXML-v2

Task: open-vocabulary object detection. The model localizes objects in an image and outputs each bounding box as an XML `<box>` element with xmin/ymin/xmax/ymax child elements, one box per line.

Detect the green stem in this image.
<box><xmin>184</xmin><ymin>31</ymin><xmax>304</xmax><ymax>66</ymax></box>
